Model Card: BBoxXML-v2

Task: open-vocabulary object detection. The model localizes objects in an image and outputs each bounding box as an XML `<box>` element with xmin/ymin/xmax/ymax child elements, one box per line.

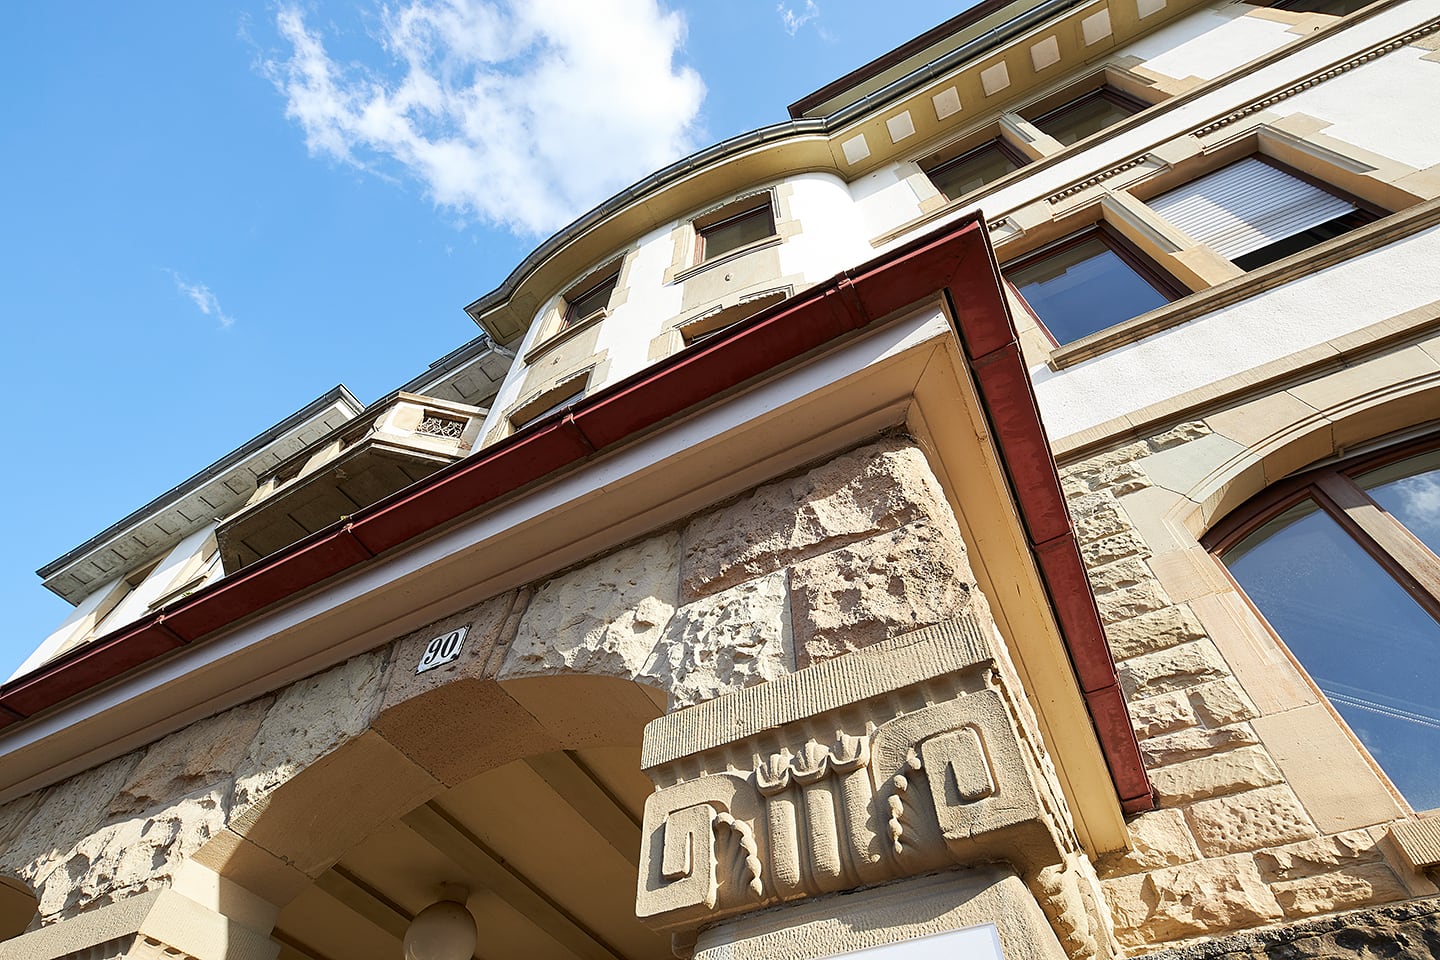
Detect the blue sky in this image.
<box><xmin>1</xmin><ymin>0</ymin><xmax>965</xmax><ymax>680</ymax></box>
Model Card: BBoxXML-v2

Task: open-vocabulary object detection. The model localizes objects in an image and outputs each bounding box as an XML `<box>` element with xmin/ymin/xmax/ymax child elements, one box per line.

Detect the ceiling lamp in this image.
<box><xmin>404</xmin><ymin>892</ymin><xmax>477</xmax><ymax>960</ymax></box>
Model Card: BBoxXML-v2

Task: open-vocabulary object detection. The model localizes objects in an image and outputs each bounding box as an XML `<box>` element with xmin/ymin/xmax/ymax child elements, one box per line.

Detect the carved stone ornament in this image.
<box><xmin>636</xmin><ymin>616</ymin><xmax>1119</xmax><ymax>960</ymax></box>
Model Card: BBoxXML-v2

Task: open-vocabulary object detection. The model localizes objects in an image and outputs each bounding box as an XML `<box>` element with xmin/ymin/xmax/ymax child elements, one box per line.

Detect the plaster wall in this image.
<box><xmin>594</xmin><ymin>222</ymin><xmax>685</xmax><ymax>387</ymax></box>
<box><xmin>1119</xmin><ymin>2</ymin><xmax>1297</xmax><ymax>82</ymax></box>
<box><xmin>1030</xmin><ymin>225</ymin><xmax>1440</xmax><ymax>440</ymax></box>
<box><xmin>775</xmin><ymin>173</ymin><xmax>875</xmax><ymax>284</ymax></box>
<box><xmin>1282</xmin><ymin>46</ymin><xmax>1440</xmax><ymax>171</ymax></box>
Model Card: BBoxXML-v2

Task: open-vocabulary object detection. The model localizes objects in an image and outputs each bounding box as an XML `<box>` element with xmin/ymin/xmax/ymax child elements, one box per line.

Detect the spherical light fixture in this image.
<box><xmin>403</xmin><ymin>898</ymin><xmax>477</xmax><ymax>960</ymax></box>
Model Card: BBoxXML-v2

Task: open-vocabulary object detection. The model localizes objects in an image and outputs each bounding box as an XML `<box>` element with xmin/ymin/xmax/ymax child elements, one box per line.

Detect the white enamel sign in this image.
<box><xmin>824</xmin><ymin>924</ymin><xmax>1004</xmax><ymax>959</ymax></box>
<box><xmin>415</xmin><ymin>626</ymin><xmax>467</xmax><ymax>674</ymax></box>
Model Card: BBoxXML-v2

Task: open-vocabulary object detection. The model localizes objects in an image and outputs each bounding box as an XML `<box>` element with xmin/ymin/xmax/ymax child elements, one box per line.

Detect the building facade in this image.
<box><xmin>2</xmin><ymin>0</ymin><xmax>1438</xmax><ymax>958</ymax></box>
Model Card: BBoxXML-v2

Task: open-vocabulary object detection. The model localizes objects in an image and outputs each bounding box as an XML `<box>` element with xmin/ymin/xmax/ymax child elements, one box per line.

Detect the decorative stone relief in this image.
<box><xmin>635</xmin><ymin>616</ymin><xmax>1118</xmax><ymax>960</ymax></box>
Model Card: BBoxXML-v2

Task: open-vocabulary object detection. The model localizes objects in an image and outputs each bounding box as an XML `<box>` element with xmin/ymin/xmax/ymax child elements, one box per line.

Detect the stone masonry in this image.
<box><xmin>1061</xmin><ymin>421</ymin><xmax>1432</xmax><ymax>952</ymax></box>
<box><xmin>0</xmin><ymin>434</ymin><xmax>992</xmax><ymax>929</ymax></box>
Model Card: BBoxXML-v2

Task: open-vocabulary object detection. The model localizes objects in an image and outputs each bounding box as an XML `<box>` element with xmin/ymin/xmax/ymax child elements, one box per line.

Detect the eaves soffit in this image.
<box><xmin>39</xmin><ymin>389</ymin><xmax>364</xmax><ymax>606</ymax></box>
<box><xmin>465</xmin><ymin>0</ymin><xmax>1210</xmax><ymax>347</ymax></box>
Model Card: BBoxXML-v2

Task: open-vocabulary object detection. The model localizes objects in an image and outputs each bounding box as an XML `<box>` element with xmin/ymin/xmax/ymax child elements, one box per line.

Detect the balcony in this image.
<box><xmin>217</xmin><ymin>394</ymin><xmax>484</xmax><ymax>573</ymax></box>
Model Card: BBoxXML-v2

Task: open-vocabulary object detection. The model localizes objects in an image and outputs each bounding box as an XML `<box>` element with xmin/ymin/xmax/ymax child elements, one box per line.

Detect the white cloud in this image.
<box><xmin>777</xmin><ymin>0</ymin><xmax>820</xmax><ymax>36</ymax></box>
<box><xmin>263</xmin><ymin>0</ymin><xmax>706</xmax><ymax>237</ymax></box>
<box><xmin>168</xmin><ymin>271</ymin><xmax>236</xmax><ymax>329</ymax></box>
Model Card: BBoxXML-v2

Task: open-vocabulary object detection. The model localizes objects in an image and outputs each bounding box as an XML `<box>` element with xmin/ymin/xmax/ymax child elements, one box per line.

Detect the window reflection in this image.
<box><xmin>1007</xmin><ymin>233</ymin><xmax>1173</xmax><ymax>344</ymax></box>
<box><xmin>1222</xmin><ymin>498</ymin><xmax>1440</xmax><ymax>811</ymax></box>
<box><xmin>1355</xmin><ymin>448</ymin><xmax>1440</xmax><ymax>557</ymax></box>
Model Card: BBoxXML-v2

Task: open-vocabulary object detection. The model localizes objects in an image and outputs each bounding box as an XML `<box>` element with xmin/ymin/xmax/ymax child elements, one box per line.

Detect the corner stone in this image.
<box><xmin>1104</xmin><ymin>853</ymin><xmax>1283</xmax><ymax>946</ymax></box>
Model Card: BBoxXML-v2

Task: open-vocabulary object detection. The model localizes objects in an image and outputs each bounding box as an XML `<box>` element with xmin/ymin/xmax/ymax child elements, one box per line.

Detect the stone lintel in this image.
<box><xmin>0</xmin><ymin>890</ymin><xmax>278</xmax><ymax>960</ymax></box>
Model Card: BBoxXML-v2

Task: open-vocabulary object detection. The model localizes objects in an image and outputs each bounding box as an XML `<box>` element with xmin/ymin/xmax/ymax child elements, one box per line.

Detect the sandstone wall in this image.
<box><xmin>1062</xmin><ymin>416</ymin><xmax>1438</xmax><ymax>952</ymax></box>
<box><xmin>0</xmin><ymin>434</ymin><xmax>989</xmax><ymax>930</ymax></box>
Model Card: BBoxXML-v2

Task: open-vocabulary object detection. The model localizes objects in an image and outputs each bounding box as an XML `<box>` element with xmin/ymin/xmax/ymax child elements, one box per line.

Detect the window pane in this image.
<box><xmin>1036</xmin><ymin>93</ymin><xmax>1135</xmax><ymax>146</ymax></box>
<box><xmin>1355</xmin><ymin>448</ymin><xmax>1440</xmax><ymax>557</ymax></box>
<box><xmin>565</xmin><ymin>276</ymin><xmax>617</xmax><ymax>326</ymax></box>
<box><xmin>1008</xmin><ymin>235</ymin><xmax>1169</xmax><ymax>344</ymax></box>
<box><xmin>1223</xmin><ymin>499</ymin><xmax>1440</xmax><ymax>810</ymax></box>
<box><xmin>702</xmin><ymin>206</ymin><xmax>774</xmax><ymax>260</ymax></box>
<box><xmin>928</xmin><ymin>143</ymin><xmax>1019</xmax><ymax>200</ymax></box>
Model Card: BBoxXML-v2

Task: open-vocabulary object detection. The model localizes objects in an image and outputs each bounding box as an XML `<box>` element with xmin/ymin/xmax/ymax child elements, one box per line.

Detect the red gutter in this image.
<box><xmin>0</xmin><ymin>214</ymin><xmax>1152</xmax><ymax>813</ymax></box>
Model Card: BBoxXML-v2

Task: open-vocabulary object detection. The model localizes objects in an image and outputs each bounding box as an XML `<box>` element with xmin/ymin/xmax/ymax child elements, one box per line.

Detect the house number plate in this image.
<box><xmin>415</xmin><ymin>626</ymin><xmax>468</xmax><ymax>674</ymax></box>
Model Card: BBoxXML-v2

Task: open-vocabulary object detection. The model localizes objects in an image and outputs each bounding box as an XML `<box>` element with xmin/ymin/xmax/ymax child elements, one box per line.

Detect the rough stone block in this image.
<box><xmin>35</xmin><ymin>787</ymin><xmax>229</xmax><ymax>920</ymax></box>
<box><xmin>232</xmin><ymin>650</ymin><xmax>387</xmax><ymax>812</ymax></box>
<box><xmin>1254</xmin><ymin>830</ymin><xmax>1384</xmax><ymax>882</ymax></box>
<box><xmin>1141</xmin><ymin>724</ymin><xmax>1259</xmax><ymax>767</ymax></box>
<box><xmin>1087</xmin><ymin>556</ymin><xmax>1153</xmax><ymax>596</ymax></box>
<box><xmin>642</xmin><ymin>570</ymin><xmax>793</xmax><ymax>709</ymax></box>
<box><xmin>110</xmin><ymin>698</ymin><xmax>271</xmax><ymax>819</ymax></box>
<box><xmin>504</xmin><ymin>533</ymin><xmax>680</xmax><ymax>681</ymax></box>
<box><xmin>1099</xmin><ymin>809</ymin><xmax>1200</xmax><ymax>877</ymax></box>
<box><xmin>1118</xmin><ymin>640</ymin><xmax>1230</xmax><ymax>699</ymax></box>
<box><xmin>680</xmin><ymin>438</ymin><xmax>951</xmax><ymax>601</ymax></box>
<box><xmin>1073</xmin><ymin>501</ymin><xmax>1133</xmax><ymax>545</ymax></box>
<box><xmin>788</xmin><ymin>520</ymin><xmax>981</xmax><ymax>669</ymax></box>
<box><xmin>1188</xmin><ymin>677</ymin><xmax>1259</xmax><ymax>726</ymax></box>
<box><xmin>1147</xmin><ymin>421</ymin><xmax>1211</xmax><ymax>451</ymax></box>
<box><xmin>1272</xmin><ymin>863</ymin><xmax>1409</xmax><ymax>917</ymax></box>
<box><xmin>1104</xmin><ymin>853</ymin><xmax>1282</xmax><ymax>947</ymax></box>
<box><xmin>1081</xmin><ymin>529</ymin><xmax>1150</xmax><ymax>568</ymax></box>
<box><xmin>1185</xmin><ymin>785</ymin><xmax>1317</xmax><ymax>856</ymax></box>
<box><xmin>1097</xmin><ymin>581</ymin><xmax>1171</xmax><ymax>625</ymax></box>
<box><xmin>0</xmin><ymin>753</ymin><xmax>140</xmax><ymax>886</ymax></box>
<box><xmin>1105</xmin><ymin>605</ymin><xmax>1207</xmax><ymax>661</ymax></box>
<box><xmin>1130</xmin><ymin>690</ymin><xmax>1198</xmax><ymax>739</ymax></box>
<box><xmin>1150</xmin><ymin>746</ymin><xmax>1283</xmax><ymax>805</ymax></box>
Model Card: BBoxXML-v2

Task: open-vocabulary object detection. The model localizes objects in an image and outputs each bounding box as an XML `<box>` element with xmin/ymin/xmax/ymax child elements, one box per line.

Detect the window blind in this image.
<box><xmin>1148</xmin><ymin>157</ymin><xmax>1355</xmax><ymax>260</ymax></box>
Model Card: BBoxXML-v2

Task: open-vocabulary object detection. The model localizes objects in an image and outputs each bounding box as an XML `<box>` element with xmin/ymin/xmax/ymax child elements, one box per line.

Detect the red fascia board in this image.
<box><xmin>2</xmin><ymin>212</ymin><xmax>1151</xmax><ymax>813</ymax></box>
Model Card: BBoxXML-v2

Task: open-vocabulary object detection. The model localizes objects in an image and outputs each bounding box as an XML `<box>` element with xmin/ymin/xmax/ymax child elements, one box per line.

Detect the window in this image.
<box><xmin>1207</xmin><ymin>439</ymin><xmax>1440</xmax><ymax>811</ymax></box>
<box><xmin>921</xmin><ymin>139</ymin><xmax>1028</xmax><ymax>201</ymax></box>
<box><xmin>561</xmin><ymin>271</ymin><xmax>619</xmax><ymax>330</ymax></box>
<box><xmin>1146</xmin><ymin>157</ymin><xmax>1377</xmax><ymax>271</ymax></box>
<box><xmin>1027</xmin><ymin>84</ymin><xmax>1147</xmax><ymax>146</ymax></box>
<box><xmin>1004</xmin><ymin>227</ymin><xmax>1185</xmax><ymax>344</ymax></box>
<box><xmin>695</xmin><ymin>197</ymin><xmax>776</xmax><ymax>263</ymax></box>
<box><xmin>509</xmin><ymin>377</ymin><xmax>588</xmax><ymax>433</ymax></box>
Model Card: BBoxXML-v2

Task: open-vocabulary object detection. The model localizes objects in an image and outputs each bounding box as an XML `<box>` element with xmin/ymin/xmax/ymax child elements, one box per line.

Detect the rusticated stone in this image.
<box><xmin>110</xmin><ymin>698</ymin><xmax>271</xmax><ymax>818</ymax></box>
<box><xmin>1185</xmin><ymin>785</ymin><xmax>1317</xmax><ymax>856</ymax></box>
<box><xmin>1105</xmin><ymin>605</ymin><xmax>1207</xmax><ymax>661</ymax></box>
<box><xmin>1189</xmin><ymin>678</ymin><xmax>1259</xmax><ymax>727</ymax></box>
<box><xmin>1271</xmin><ymin>863</ymin><xmax>1409</xmax><ymax>917</ymax></box>
<box><xmin>34</xmin><ymin>787</ymin><xmax>228</xmax><ymax>921</ymax></box>
<box><xmin>504</xmin><ymin>533</ymin><xmax>680</xmax><ymax>681</ymax></box>
<box><xmin>1118</xmin><ymin>640</ymin><xmax>1230</xmax><ymax>699</ymax></box>
<box><xmin>1142</xmin><ymin>895</ymin><xmax>1440</xmax><ymax>959</ymax></box>
<box><xmin>1099</xmin><ymin>809</ymin><xmax>1200</xmax><ymax>877</ymax></box>
<box><xmin>0</xmin><ymin>753</ymin><xmax>140</xmax><ymax>887</ymax></box>
<box><xmin>1149</xmin><ymin>746</ymin><xmax>1283</xmax><ymax>805</ymax></box>
<box><xmin>1062</xmin><ymin>441</ymin><xmax>1150</xmax><ymax>479</ymax></box>
<box><xmin>1148</xmin><ymin>421</ymin><xmax>1211</xmax><ymax>451</ymax></box>
<box><xmin>642</xmin><ymin>570</ymin><xmax>793</xmax><ymax>709</ymax></box>
<box><xmin>788</xmin><ymin>519</ymin><xmax>981</xmax><ymax>669</ymax></box>
<box><xmin>380</xmin><ymin>590</ymin><xmax>522</xmax><ymax>714</ymax></box>
<box><xmin>1141</xmin><ymin>724</ymin><xmax>1259</xmax><ymax>767</ymax></box>
<box><xmin>680</xmin><ymin>438</ymin><xmax>952</xmax><ymax>601</ymax></box>
<box><xmin>1082</xmin><ymin>529</ymin><xmax>1150</xmax><ymax>568</ymax></box>
<box><xmin>1254</xmin><ymin>830</ymin><xmax>1383</xmax><ymax>882</ymax></box>
<box><xmin>1104</xmin><ymin>853</ymin><xmax>1282</xmax><ymax>947</ymax></box>
<box><xmin>1073</xmin><ymin>498</ymin><xmax>1132</xmax><ymax>545</ymax></box>
<box><xmin>1088</xmin><ymin>556</ymin><xmax>1153</xmax><ymax>596</ymax></box>
<box><xmin>1096</xmin><ymin>581</ymin><xmax>1171</xmax><ymax>625</ymax></box>
<box><xmin>1130</xmin><ymin>690</ymin><xmax>1198</xmax><ymax>739</ymax></box>
<box><xmin>232</xmin><ymin>650</ymin><xmax>387</xmax><ymax>811</ymax></box>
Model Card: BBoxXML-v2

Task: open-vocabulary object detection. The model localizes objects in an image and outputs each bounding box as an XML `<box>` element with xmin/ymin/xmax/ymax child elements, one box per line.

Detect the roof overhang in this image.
<box><xmin>0</xmin><ymin>214</ymin><xmax>1151</xmax><ymax>849</ymax></box>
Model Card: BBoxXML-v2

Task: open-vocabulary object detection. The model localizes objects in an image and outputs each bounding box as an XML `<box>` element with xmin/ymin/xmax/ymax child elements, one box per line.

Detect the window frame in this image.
<box><xmin>1204</xmin><ymin>434</ymin><xmax>1440</xmax><ymax>623</ymax></box>
<box><xmin>1026</xmin><ymin>84</ymin><xmax>1149</xmax><ymax>146</ymax></box>
<box><xmin>693</xmin><ymin>197</ymin><xmax>778</xmax><ymax>265</ymax></box>
<box><xmin>1002</xmin><ymin>224</ymin><xmax>1188</xmax><ymax>347</ymax></box>
<box><xmin>920</xmin><ymin>137</ymin><xmax>1029</xmax><ymax>202</ymax></box>
<box><xmin>560</xmin><ymin>270</ymin><xmax>620</xmax><ymax>332</ymax></box>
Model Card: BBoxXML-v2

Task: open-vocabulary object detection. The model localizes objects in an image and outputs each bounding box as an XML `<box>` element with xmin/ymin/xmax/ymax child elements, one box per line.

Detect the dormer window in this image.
<box><xmin>1027</xmin><ymin>84</ymin><xmax>1147</xmax><ymax>146</ymax></box>
<box><xmin>562</xmin><ymin>271</ymin><xmax>619</xmax><ymax>330</ymax></box>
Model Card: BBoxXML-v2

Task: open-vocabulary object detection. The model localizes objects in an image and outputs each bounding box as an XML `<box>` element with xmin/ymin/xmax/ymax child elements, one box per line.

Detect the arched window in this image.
<box><xmin>1205</xmin><ymin>436</ymin><xmax>1440</xmax><ymax>812</ymax></box>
